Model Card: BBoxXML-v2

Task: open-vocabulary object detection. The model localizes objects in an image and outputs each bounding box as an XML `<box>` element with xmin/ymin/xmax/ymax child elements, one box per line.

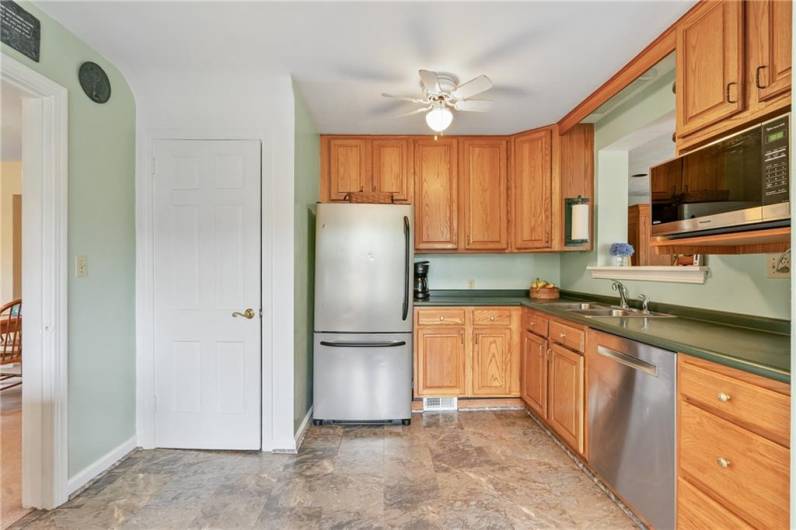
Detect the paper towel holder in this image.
<box><xmin>565</xmin><ymin>195</ymin><xmax>590</xmax><ymax>246</ymax></box>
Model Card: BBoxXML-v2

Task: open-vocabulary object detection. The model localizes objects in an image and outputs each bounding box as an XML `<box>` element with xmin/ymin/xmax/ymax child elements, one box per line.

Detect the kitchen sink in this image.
<box><xmin>573</xmin><ymin>307</ymin><xmax>675</xmax><ymax>318</ymax></box>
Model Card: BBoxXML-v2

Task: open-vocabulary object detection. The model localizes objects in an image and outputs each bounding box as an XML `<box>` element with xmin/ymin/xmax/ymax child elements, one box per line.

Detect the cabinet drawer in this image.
<box><xmin>679</xmin><ymin>359</ymin><xmax>790</xmax><ymax>447</ymax></box>
<box><xmin>549</xmin><ymin>320</ymin><xmax>584</xmax><ymax>352</ymax></box>
<box><xmin>522</xmin><ymin>310</ymin><xmax>548</xmax><ymax>337</ymax></box>
<box><xmin>677</xmin><ymin>477</ymin><xmax>752</xmax><ymax>530</ymax></box>
<box><xmin>416</xmin><ymin>309</ymin><xmax>466</xmax><ymax>326</ymax></box>
<box><xmin>679</xmin><ymin>401</ymin><xmax>789</xmax><ymax>529</ymax></box>
<box><xmin>472</xmin><ymin>308</ymin><xmax>512</xmax><ymax>326</ymax></box>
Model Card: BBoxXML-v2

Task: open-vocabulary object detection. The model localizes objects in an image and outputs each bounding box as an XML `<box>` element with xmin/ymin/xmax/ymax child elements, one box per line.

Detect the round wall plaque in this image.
<box><xmin>78</xmin><ymin>62</ymin><xmax>111</xmax><ymax>104</ymax></box>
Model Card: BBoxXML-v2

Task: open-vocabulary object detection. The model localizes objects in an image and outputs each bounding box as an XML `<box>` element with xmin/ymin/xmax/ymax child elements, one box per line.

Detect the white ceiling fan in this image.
<box><xmin>382</xmin><ymin>70</ymin><xmax>493</xmax><ymax>133</ymax></box>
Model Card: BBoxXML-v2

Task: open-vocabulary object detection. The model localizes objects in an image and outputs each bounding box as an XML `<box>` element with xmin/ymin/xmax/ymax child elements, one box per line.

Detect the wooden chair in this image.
<box><xmin>0</xmin><ymin>298</ymin><xmax>22</xmax><ymax>390</ymax></box>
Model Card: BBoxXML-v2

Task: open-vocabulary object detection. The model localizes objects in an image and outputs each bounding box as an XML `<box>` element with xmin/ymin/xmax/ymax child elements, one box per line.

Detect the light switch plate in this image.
<box><xmin>75</xmin><ymin>255</ymin><xmax>88</xmax><ymax>278</ymax></box>
<box><xmin>768</xmin><ymin>252</ymin><xmax>790</xmax><ymax>279</ymax></box>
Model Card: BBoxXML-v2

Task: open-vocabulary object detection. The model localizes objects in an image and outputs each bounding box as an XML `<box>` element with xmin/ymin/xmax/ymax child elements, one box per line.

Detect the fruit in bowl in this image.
<box><xmin>530</xmin><ymin>278</ymin><xmax>560</xmax><ymax>299</ymax></box>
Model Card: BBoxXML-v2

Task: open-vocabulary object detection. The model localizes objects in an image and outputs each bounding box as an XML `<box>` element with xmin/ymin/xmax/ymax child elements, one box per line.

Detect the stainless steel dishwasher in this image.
<box><xmin>586</xmin><ymin>330</ymin><xmax>677</xmax><ymax>530</ymax></box>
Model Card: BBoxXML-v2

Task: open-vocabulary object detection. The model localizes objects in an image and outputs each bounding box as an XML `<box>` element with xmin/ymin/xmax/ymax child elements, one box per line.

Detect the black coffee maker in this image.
<box><xmin>414</xmin><ymin>261</ymin><xmax>430</xmax><ymax>300</ymax></box>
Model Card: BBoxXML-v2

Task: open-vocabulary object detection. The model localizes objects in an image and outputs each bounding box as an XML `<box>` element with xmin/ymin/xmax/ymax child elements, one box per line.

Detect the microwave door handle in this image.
<box><xmin>596</xmin><ymin>345</ymin><xmax>658</xmax><ymax>377</ymax></box>
<box><xmin>402</xmin><ymin>215</ymin><xmax>410</xmax><ymax>321</ymax></box>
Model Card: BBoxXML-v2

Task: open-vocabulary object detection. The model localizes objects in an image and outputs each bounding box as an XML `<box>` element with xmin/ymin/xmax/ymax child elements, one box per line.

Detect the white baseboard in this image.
<box><xmin>294</xmin><ymin>405</ymin><xmax>313</xmax><ymax>451</ymax></box>
<box><xmin>262</xmin><ymin>406</ymin><xmax>314</xmax><ymax>454</ymax></box>
<box><xmin>67</xmin><ymin>436</ymin><xmax>137</xmax><ymax>496</ymax></box>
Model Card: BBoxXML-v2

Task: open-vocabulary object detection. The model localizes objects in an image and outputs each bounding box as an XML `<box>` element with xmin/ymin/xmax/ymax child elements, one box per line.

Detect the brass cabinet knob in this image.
<box><xmin>232</xmin><ymin>308</ymin><xmax>256</xmax><ymax>319</ymax></box>
<box><xmin>439</xmin><ymin>316</ymin><xmax>445</xmax><ymax>321</ymax></box>
<box><xmin>490</xmin><ymin>315</ymin><xmax>496</xmax><ymax>321</ymax></box>
<box><xmin>716</xmin><ymin>457</ymin><xmax>731</xmax><ymax>469</ymax></box>
<box><xmin>717</xmin><ymin>392</ymin><xmax>731</xmax><ymax>402</ymax></box>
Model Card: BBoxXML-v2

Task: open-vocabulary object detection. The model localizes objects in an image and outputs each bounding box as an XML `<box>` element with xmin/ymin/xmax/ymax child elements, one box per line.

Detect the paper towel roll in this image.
<box><xmin>571</xmin><ymin>203</ymin><xmax>589</xmax><ymax>241</ymax></box>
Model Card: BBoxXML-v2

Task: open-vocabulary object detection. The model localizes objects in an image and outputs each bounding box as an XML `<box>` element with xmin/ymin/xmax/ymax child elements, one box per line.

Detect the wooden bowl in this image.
<box><xmin>530</xmin><ymin>286</ymin><xmax>560</xmax><ymax>300</ymax></box>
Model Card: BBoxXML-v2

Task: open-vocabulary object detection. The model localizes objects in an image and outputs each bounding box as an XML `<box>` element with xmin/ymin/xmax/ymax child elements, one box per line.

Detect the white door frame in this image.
<box><xmin>136</xmin><ymin>127</ymin><xmax>294</xmax><ymax>452</ymax></box>
<box><xmin>1</xmin><ymin>55</ymin><xmax>70</xmax><ymax>508</ymax></box>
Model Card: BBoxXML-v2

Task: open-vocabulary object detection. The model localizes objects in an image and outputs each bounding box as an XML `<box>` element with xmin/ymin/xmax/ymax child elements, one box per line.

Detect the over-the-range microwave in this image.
<box><xmin>651</xmin><ymin>114</ymin><xmax>789</xmax><ymax>238</ymax></box>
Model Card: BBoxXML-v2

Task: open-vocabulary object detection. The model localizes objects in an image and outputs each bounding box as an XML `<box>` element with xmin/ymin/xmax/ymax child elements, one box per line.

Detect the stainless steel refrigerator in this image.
<box><xmin>313</xmin><ymin>203</ymin><xmax>414</xmax><ymax>424</ymax></box>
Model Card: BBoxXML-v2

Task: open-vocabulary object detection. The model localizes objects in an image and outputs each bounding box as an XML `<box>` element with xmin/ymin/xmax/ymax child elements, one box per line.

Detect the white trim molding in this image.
<box><xmin>588</xmin><ymin>265</ymin><xmax>709</xmax><ymax>284</ymax></box>
<box><xmin>66</xmin><ymin>436</ymin><xmax>137</xmax><ymax>496</ymax></box>
<box><xmin>1</xmin><ymin>54</ymin><xmax>69</xmax><ymax>509</ymax></box>
<box><xmin>294</xmin><ymin>406</ymin><xmax>314</xmax><ymax>452</ymax></box>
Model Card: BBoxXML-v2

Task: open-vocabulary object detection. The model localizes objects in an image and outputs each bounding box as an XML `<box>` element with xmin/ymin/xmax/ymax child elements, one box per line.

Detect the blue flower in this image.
<box><xmin>609</xmin><ymin>243</ymin><xmax>635</xmax><ymax>257</ymax></box>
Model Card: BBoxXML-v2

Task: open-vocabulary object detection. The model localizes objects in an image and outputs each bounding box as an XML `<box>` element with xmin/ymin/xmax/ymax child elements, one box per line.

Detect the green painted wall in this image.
<box><xmin>560</xmin><ymin>66</ymin><xmax>791</xmax><ymax>320</ymax></box>
<box><xmin>293</xmin><ymin>84</ymin><xmax>319</xmax><ymax>432</ymax></box>
<box><xmin>1</xmin><ymin>4</ymin><xmax>136</xmax><ymax>475</ymax></box>
<box><xmin>417</xmin><ymin>254</ymin><xmax>560</xmax><ymax>290</ymax></box>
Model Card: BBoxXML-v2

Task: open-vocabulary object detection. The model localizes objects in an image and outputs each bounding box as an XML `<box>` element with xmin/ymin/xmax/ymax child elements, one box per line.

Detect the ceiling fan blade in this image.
<box><xmin>454</xmin><ymin>100</ymin><xmax>493</xmax><ymax>112</ymax></box>
<box><xmin>395</xmin><ymin>106</ymin><xmax>431</xmax><ymax>118</ymax></box>
<box><xmin>418</xmin><ymin>69</ymin><xmax>440</xmax><ymax>93</ymax></box>
<box><xmin>382</xmin><ymin>93</ymin><xmax>426</xmax><ymax>103</ymax></box>
<box><xmin>452</xmin><ymin>75</ymin><xmax>493</xmax><ymax>100</ymax></box>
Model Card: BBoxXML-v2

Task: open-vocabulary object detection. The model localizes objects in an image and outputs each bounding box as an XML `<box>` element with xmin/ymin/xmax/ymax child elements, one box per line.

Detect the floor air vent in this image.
<box><xmin>423</xmin><ymin>396</ymin><xmax>458</xmax><ymax>411</ymax></box>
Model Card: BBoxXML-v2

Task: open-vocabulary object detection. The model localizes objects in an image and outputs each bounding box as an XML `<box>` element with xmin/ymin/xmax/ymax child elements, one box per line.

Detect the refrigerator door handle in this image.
<box><xmin>320</xmin><ymin>340</ymin><xmax>407</xmax><ymax>348</ymax></box>
<box><xmin>402</xmin><ymin>215</ymin><xmax>410</xmax><ymax>321</ymax></box>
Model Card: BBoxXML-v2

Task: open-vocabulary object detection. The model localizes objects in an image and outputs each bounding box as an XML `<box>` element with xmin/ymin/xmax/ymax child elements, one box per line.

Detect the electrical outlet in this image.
<box><xmin>75</xmin><ymin>255</ymin><xmax>88</xmax><ymax>278</ymax></box>
<box><xmin>467</xmin><ymin>279</ymin><xmax>476</xmax><ymax>289</ymax></box>
<box><xmin>768</xmin><ymin>251</ymin><xmax>790</xmax><ymax>279</ymax></box>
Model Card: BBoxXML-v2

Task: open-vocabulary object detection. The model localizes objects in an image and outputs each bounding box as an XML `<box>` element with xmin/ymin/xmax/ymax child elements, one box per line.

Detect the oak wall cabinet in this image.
<box><xmin>676</xmin><ymin>0</ymin><xmax>792</xmax><ymax>152</ymax></box>
<box><xmin>414</xmin><ymin>307</ymin><xmax>520</xmax><ymax>398</ymax></box>
<box><xmin>321</xmin><ymin>136</ymin><xmax>413</xmax><ymax>203</ymax></box>
<box><xmin>460</xmin><ymin>137</ymin><xmax>509</xmax><ymax>251</ymax></box>
<box><xmin>320</xmin><ymin>127</ymin><xmax>594</xmax><ymax>254</ymax></box>
<box><xmin>628</xmin><ymin>204</ymin><xmax>669</xmax><ymax>266</ymax></box>
<box><xmin>511</xmin><ymin>129</ymin><xmax>552</xmax><ymax>250</ymax></box>
<box><xmin>414</xmin><ymin>137</ymin><xmax>459</xmax><ymax>250</ymax></box>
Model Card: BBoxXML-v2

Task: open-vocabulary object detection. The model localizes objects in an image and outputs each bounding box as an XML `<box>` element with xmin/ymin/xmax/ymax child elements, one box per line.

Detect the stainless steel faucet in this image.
<box><xmin>611</xmin><ymin>280</ymin><xmax>630</xmax><ymax>309</ymax></box>
<box><xmin>639</xmin><ymin>294</ymin><xmax>651</xmax><ymax>313</ymax></box>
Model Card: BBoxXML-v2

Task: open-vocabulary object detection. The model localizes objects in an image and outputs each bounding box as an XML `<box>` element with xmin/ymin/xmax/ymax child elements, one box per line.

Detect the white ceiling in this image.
<box><xmin>1</xmin><ymin>81</ymin><xmax>24</xmax><ymax>161</ymax></box>
<box><xmin>39</xmin><ymin>1</ymin><xmax>694</xmax><ymax>135</ymax></box>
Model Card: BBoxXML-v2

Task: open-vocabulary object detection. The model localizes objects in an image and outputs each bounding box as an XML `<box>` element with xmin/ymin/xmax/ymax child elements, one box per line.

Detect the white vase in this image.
<box><xmin>614</xmin><ymin>255</ymin><xmax>630</xmax><ymax>267</ymax></box>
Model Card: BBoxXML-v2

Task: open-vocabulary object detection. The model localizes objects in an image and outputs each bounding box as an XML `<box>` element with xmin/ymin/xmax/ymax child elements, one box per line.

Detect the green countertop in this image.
<box><xmin>415</xmin><ymin>290</ymin><xmax>791</xmax><ymax>383</ymax></box>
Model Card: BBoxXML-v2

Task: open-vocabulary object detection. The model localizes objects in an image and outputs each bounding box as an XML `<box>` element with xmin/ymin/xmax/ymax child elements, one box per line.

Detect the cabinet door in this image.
<box><xmin>471</xmin><ymin>327</ymin><xmax>512</xmax><ymax>396</ymax></box>
<box><xmin>372</xmin><ymin>138</ymin><xmax>413</xmax><ymax>202</ymax></box>
<box><xmin>548</xmin><ymin>343</ymin><xmax>584</xmax><ymax>453</ymax></box>
<box><xmin>512</xmin><ymin>130</ymin><xmax>551</xmax><ymax>250</ymax></box>
<box><xmin>676</xmin><ymin>1</ymin><xmax>744</xmax><ymax>138</ymax></box>
<box><xmin>749</xmin><ymin>0</ymin><xmax>792</xmax><ymax>104</ymax></box>
<box><xmin>415</xmin><ymin>326</ymin><xmax>465</xmax><ymax>396</ymax></box>
<box><xmin>414</xmin><ymin>138</ymin><xmax>458</xmax><ymax>250</ymax></box>
<box><xmin>460</xmin><ymin>138</ymin><xmax>509</xmax><ymax>250</ymax></box>
<box><xmin>327</xmin><ymin>138</ymin><xmax>370</xmax><ymax>200</ymax></box>
<box><xmin>521</xmin><ymin>330</ymin><xmax>548</xmax><ymax>418</ymax></box>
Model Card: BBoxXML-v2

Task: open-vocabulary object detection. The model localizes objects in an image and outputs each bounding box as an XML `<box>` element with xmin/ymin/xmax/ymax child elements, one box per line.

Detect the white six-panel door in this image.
<box><xmin>153</xmin><ymin>139</ymin><xmax>261</xmax><ymax>449</ymax></box>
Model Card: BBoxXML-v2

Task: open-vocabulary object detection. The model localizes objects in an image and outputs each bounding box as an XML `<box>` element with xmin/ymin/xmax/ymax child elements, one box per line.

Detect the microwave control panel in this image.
<box><xmin>762</xmin><ymin>115</ymin><xmax>789</xmax><ymax>205</ymax></box>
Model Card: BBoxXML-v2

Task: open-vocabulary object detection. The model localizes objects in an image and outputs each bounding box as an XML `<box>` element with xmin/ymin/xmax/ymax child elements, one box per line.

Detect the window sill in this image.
<box><xmin>587</xmin><ymin>266</ymin><xmax>709</xmax><ymax>284</ymax></box>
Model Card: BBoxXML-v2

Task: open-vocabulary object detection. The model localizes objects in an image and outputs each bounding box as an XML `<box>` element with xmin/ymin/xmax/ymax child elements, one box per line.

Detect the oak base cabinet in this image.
<box><xmin>677</xmin><ymin>355</ymin><xmax>790</xmax><ymax>529</ymax></box>
<box><xmin>520</xmin><ymin>309</ymin><xmax>585</xmax><ymax>455</ymax></box>
<box><xmin>414</xmin><ymin>307</ymin><xmax>520</xmax><ymax>398</ymax></box>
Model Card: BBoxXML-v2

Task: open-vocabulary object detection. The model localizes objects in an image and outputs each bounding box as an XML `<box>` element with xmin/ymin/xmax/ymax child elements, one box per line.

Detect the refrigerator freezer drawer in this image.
<box><xmin>313</xmin><ymin>332</ymin><xmax>412</xmax><ymax>422</ymax></box>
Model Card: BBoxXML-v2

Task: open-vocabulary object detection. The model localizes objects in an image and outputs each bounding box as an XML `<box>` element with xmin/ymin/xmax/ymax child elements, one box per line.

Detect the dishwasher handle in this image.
<box><xmin>596</xmin><ymin>345</ymin><xmax>658</xmax><ymax>377</ymax></box>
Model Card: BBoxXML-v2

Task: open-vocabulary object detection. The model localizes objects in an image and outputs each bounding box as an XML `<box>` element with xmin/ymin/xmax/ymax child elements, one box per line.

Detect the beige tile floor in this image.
<box><xmin>13</xmin><ymin>411</ymin><xmax>638</xmax><ymax>529</ymax></box>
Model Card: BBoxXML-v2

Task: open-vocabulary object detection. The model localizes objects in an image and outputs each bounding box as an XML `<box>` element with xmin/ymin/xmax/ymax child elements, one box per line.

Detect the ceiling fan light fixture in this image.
<box><xmin>425</xmin><ymin>104</ymin><xmax>453</xmax><ymax>132</ymax></box>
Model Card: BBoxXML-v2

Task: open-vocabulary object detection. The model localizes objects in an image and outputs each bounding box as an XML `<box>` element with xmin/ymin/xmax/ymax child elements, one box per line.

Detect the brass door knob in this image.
<box><xmin>232</xmin><ymin>308</ymin><xmax>256</xmax><ymax>319</ymax></box>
